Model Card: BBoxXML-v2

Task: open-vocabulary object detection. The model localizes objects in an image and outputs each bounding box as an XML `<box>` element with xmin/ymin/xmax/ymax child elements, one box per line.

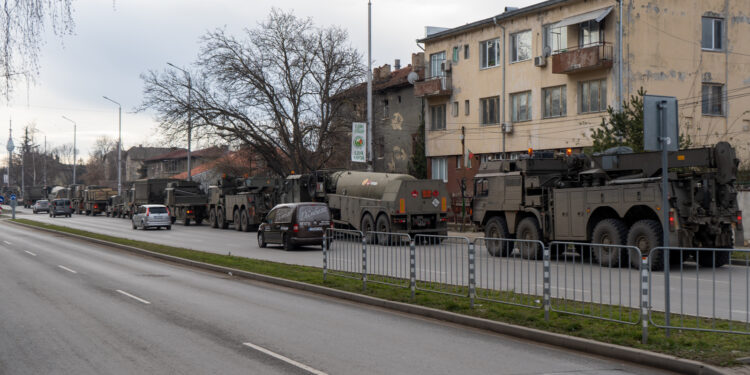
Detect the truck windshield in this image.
<box><xmin>298</xmin><ymin>205</ymin><xmax>329</xmax><ymax>221</ymax></box>
<box><xmin>149</xmin><ymin>207</ymin><xmax>168</xmax><ymax>214</ymax></box>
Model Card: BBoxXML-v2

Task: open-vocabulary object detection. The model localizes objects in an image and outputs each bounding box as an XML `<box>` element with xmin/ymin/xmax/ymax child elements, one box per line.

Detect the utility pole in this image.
<box><xmin>43</xmin><ymin>135</ymin><xmax>46</xmax><ymax>186</ymax></box>
<box><xmin>103</xmin><ymin>96</ymin><xmax>123</xmax><ymax>195</ymax></box>
<box><xmin>62</xmin><ymin>116</ymin><xmax>77</xmax><ymax>184</ymax></box>
<box><xmin>21</xmin><ymin>126</ymin><xmax>27</xmax><ymax>197</ymax></box>
<box><xmin>6</xmin><ymin>120</ymin><xmax>13</xmax><ymax>188</ymax></box>
<box><xmin>366</xmin><ymin>0</ymin><xmax>373</xmax><ymax>172</ymax></box>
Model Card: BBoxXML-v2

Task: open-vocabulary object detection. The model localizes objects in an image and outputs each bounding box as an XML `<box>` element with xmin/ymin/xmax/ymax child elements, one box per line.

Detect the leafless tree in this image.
<box><xmin>140</xmin><ymin>9</ymin><xmax>364</xmax><ymax>176</ymax></box>
<box><xmin>0</xmin><ymin>0</ymin><xmax>75</xmax><ymax>99</ymax></box>
<box><xmin>81</xmin><ymin>136</ymin><xmax>117</xmax><ymax>186</ymax></box>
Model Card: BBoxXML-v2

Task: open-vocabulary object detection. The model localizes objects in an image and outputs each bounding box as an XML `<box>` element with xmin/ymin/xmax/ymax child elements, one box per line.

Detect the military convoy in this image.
<box><xmin>83</xmin><ymin>186</ymin><xmax>115</xmax><ymax>215</ymax></box>
<box><xmin>207</xmin><ymin>176</ymin><xmax>279</xmax><ymax>231</ymax></box>
<box><xmin>23</xmin><ymin>186</ymin><xmax>50</xmax><ymax>208</ymax></box>
<box><xmin>165</xmin><ymin>180</ymin><xmax>208</xmax><ymax>225</ymax></box>
<box><xmin>471</xmin><ymin>142</ymin><xmax>742</xmax><ymax>269</ymax></box>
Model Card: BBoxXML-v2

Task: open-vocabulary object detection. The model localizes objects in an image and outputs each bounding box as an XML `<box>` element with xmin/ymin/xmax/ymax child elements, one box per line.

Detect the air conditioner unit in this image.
<box><xmin>502</xmin><ymin>123</ymin><xmax>513</xmax><ymax>134</ymax></box>
<box><xmin>534</xmin><ymin>56</ymin><xmax>547</xmax><ymax>67</ymax></box>
<box><xmin>441</xmin><ymin>60</ymin><xmax>452</xmax><ymax>72</ymax></box>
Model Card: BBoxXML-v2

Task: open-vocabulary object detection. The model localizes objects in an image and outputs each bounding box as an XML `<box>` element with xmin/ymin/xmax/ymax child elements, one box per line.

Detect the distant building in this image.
<box><xmin>124</xmin><ymin>146</ymin><xmax>179</xmax><ymax>182</ymax></box>
<box><xmin>142</xmin><ymin>146</ymin><xmax>228</xmax><ymax>179</ymax></box>
<box><xmin>170</xmin><ymin>148</ymin><xmax>271</xmax><ymax>190</ymax></box>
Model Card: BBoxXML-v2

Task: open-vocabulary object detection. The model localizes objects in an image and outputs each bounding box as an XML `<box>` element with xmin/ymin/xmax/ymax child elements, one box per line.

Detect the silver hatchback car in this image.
<box><xmin>131</xmin><ymin>204</ymin><xmax>172</xmax><ymax>230</ymax></box>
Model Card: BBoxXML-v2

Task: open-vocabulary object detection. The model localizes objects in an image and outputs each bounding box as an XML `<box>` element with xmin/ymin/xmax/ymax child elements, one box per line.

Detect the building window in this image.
<box><xmin>452</xmin><ymin>46</ymin><xmax>459</xmax><ymax>62</ymax></box>
<box><xmin>464</xmin><ymin>100</ymin><xmax>470</xmax><ymax>116</ymax></box>
<box><xmin>397</xmin><ymin>95</ymin><xmax>401</xmax><ymax>103</ymax></box>
<box><xmin>579</xmin><ymin>79</ymin><xmax>607</xmax><ymax>113</ymax></box>
<box><xmin>701</xmin><ymin>17</ymin><xmax>723</xmax><ymax>51</ymax></box>
<box><xmin>511</xmin><ymin>91</ymin><xmax>532</xmax><ymax>122</ymax></box>
<box><xmin>510</xmin><ymin>30</ymin><xmax>531</xmax><ymax>62</ymax></box>
<box><xmin>430</xmin><ymin>104</ymin><xmax>446</xmax><ymax>130</ymax></box>
<box><xmin>431</xmin><ymin>157</ymin><xmax>447</xmax><ymax>182</ymax></box>
<box><xmin>543</xmin><ymin>24</ymin><xmax>567</xmax><ymax>54</ymax></box>
<box><xmin>579</xmin><ymin>20</ymin><xmax>602</xmax><ymax>47</ymax></box>
<box><xmin>543</xmin><ymin>85</ymin><xmax>566</xmax><ymax>118</ymax></box>
<box><xmin>456</xmin><ymin>155</ymin><xmax>461</xmax><ymax>169</ymax></box>
<box><xmin>429</xmin><ymin>51</ymin><xmax>446</xmax><ymax>78</ymax></box>
<box><xmin>383</xmin><ymin>99</ymin><xmax>389</xmax><ymax>119</ymax></box>
<box><xmin>702</xmin><ymin>83</ymin><xmax>724</xmax><ymax>116</ymax></box>
<box><xmin>480</xmin><ymin>38</ymin><xmax>500</xmax><ymax>68</ymax></box>
<box><xmin>464</xmin><ymin>44</ymin><xmax>469</xmax><ymax>59</ymax></box>
<box><xmin>480</xmin><ymin>96</ymin><xmax>500</xmax><ymax>125</ymax></box>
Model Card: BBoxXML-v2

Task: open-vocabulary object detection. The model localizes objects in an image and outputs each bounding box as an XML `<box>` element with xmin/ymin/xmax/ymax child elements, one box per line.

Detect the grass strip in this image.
<box><xmin>12</xmin><ymin>218</ymin><xmax>750</xmax><ymax>367</ymax></box>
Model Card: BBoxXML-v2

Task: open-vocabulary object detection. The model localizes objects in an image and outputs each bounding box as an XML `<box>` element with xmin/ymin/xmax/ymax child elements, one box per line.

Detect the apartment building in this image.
<box><xmin>416</xmin><ymin>0</ymin><xmax>750</xmax><ymax>195</ymax></box>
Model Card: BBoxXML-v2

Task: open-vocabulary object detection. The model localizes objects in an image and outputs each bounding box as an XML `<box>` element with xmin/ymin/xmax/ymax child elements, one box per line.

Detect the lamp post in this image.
<box><xmin>167</xmin><ymin>62</ymin><xmax>192</xmax><ymax>181</ymax></box>
<box><xmin>6</xmin><ymin>122</ymin><xmax>13</xmax><ymax>188</ymax></box>
<box><xmin>103</xmin><ymin>96</ymin><xmax>122</xmax><ymax>195</ymax></box>
<box><xmin>61</xmin><ymin>116</ymin><xmax>76</xmax><ymax>184</ymax></box>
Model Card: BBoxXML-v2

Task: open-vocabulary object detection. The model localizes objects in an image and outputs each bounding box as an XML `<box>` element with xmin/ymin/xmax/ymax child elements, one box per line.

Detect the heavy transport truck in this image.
<box><xmin>165</xmin><ymin>180</ymin><xmax>208</xmax><ymax>226</ymax></box>
<box><xmin>69</xmin><ymin>184</ymin><xmax>84</xmax><ymax>214</ymax></box>
<box><xmin>48</xmin><ymin>186</ymin><xmax>68</xmax><ymax>201</ymax></box>
<box><xmin>23</xmin><ymin>185</ymin><xmax>49</xmax><ymax>208</ymax></box>
<box><xmin>117</xmin><ymin>185</ymin><xmax>136</xmax><ymax>219</ymax></box>
<box><xmin>282</xmin><ymin>170</ymin><xmax>449</xmax><ymax>242</ymax></box>
<box><xmin>471</xmin><ymin>142</ymin><xmax>743</xmax><ymax>270</ymax></box>
<box><xmin>133</xmin><ymin>178</ymin><xmax>173</xmax><ymax>211</ymax></box>
<box><xmin>106</xmin><ymin>195</ymin><xmax>123</xmax><ymax>217</ymax></box>
<box><xmin>83</xmin><ymin>186</ymin><xmax>115</xmax><ymax>215</ymax></box>
<box><xmin>207</xmin><ymin>176</ymin><xmax>279</xmax><ymax>231</ymax></box>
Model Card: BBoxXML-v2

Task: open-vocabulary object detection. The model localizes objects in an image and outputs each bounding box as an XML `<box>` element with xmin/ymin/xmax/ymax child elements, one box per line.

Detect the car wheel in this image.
<box><xmin>132</xmin><ymin>220</ymin><xmax>137</xmax><ymax>230</ymax></box>
<box><xmin>283</xmin><ymin>234</ymin><xmax>294</xmax><ymax>251</ymax></box>
<box><xmin>258</xmin><ymin>232</ymin><xmax>267</xmax><ymax>248</ymax></box>
<box><xmin>141</xmin><ymin>221</ymin><xmax>146</xmax><ymax>230</ymax></box>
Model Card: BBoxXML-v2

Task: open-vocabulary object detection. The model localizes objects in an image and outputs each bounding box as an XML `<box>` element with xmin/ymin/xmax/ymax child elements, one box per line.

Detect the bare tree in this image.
<box><xmin>140</xmin><ymin>9</ymin><xmax>363</xmax><ymax>176</ymax></box>
<box><xmin>0</xmin><ymin>0</ymin><xmax>75</xmax><ymax>99</ymax></box>
<box><xmin>81</xmin><ymin>136</ymin><xmax>117</xmax><ymax>186</ymax></box>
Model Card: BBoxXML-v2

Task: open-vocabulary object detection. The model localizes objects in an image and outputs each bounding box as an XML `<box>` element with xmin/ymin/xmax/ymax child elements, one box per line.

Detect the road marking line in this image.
<box><xmin>242</xmin><ymin>342</ymin><xmax>327</xmax><ymax>375</ymax></box>
<box><xmin>58</xmin><ymin>265</ymin><xmax>77</xmax><ymax>274</ymax></box>
<box><xmin>116</xmin><ymin>290</ymin><xmax>151</xmax><ymax>305</ymax></box>
<box><xmin>24</xmin><ymin>251</ymin><xmax>37</xmax><ymax>257</ymax></box>
<box><xmin>2</xmin><ymin>240</ymin><xmax>10</xmax><ymax>245</ymax></box>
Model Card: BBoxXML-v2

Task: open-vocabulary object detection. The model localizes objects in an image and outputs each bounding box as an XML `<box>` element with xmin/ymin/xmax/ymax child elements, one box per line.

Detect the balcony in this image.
<box><xmin>551</xmin><ymin>42</ymin><xmax>613</xmax><ymax>74</ymax></box>
<box><xmin>414</xmin><ymin>75</ymin><xmax>452</xmax><ymax>98</ymax></box>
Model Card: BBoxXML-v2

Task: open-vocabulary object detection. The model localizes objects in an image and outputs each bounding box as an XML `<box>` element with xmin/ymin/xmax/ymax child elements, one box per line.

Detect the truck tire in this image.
<box><xmin>217</xmin><ymin>208</ymin><xmax>228</xmax><ymax>229</ymax></box>
<box><xmin>484</xmin><ymin>216</ymin><xmax>512</xmax><ymax>257</ymax></box>
<box><xmin>209</xmin><ymin>208</ymin><xmax>218</xmax><ymax>228</ymax></box>
<box><xmin>697</xmin><ymin>249</ymin><xmax>731</xmax><ymax>268</ymax></box>
<box><xmin>591</xmin><ymin>219</ymin><xmax>628</xmax><ymax>267</ymax></box>
<box><xmin>516</xmin><ymin>217</ymin><xmax>543</xmax><ymax>259</ymax></box>
<box><xmin>626</xmin><ymin>219</ymin><xmax>663</xmax><ymax>270</ymax></box>
<box><xmin>360</xmin><ymin>214</ymin><xmax>376</xmax><ymax>244</ymax></box>
<box><xmin>375</xmin><ymin>214</ymin><xmax>391</xmax><ymax>245</ymax></box>
<box><xmin>240</xmin><ymin>210</ymin><xmax>250</xmax><ymax>232</ymax></box>
<box><xmin>195</xmin><ymin>217</ymin><xmax>203</xmax><ymax>226</ymax></box>
<box><xmin>234</xmin><ymin>210</ymin><xmax>242</xmax><ymax>231</ymax></box>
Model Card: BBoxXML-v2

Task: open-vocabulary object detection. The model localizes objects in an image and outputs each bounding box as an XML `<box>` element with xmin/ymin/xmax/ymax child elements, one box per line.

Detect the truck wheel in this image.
<box><xmin>240</xmin><ymin>210</ymin><xmax>250</xmax><ymax>232</ymax></box>
<box><xmin>283</xmin><ymin>234</ymin><xmax>294</xmax><ymax>251</ymax></box>
<box><xmin>375</xmin><ymin>214</ymin><xmax>391</xmax><ymax>245</ymax></box>
<box><xmin>218</xmin><ymin>209</ymin><xmax>228</xmax><ymax>229</ymax></box>
<box><xmin>171</xmin><ymin>216</ymin><xmax>177</xmax><ymax>224</ymax></box>
<box><xmin>360</xmin><ymin>214</ymin><xmax>376</xmax><ymax>244</ymax></box>
<box><xmin>626</xmin><ymin>220</ymin><xmax>662</xmax><ymax>270</ymax></box>
<box><xmin>209</xmin><ymin>208</ymin><xmax>218</xmax><ymax>228</ymax></box>
<box><xmin>516</xmin><ymin>217</ymin><xmax>543</xmax><ymax>259</ymax></box>
<box><xmin>195</xmin><ymin>217</ymin><xmax>203</xmax><ymax>226</ymax></box>
<box><xmin>697</xmin><ymin>249</ymin><xmax>731</xmax><ymax>268</ymax></box>
<box><xmin>258</xmin><ymin>232</ymin><xmax>267</xmax><ymax>248</ymax></box>
<box><xmin>184</xmin><ymin>218</ymin><xmax>191</xmax><ymax>226</ymax></box>
<box><xmin>233</xmin><ymin>210</ymin><xmax>242</xmax><ymax>231</ymax></box>
<box><xmin>591</xmin><ymin>219</ymin><xmax>628</xmax><ymax>267</ymax></box>
<box><xmin>484</xmin><ymin>217</ymin><xmax>511</xmax><ymax>257</ymax></box>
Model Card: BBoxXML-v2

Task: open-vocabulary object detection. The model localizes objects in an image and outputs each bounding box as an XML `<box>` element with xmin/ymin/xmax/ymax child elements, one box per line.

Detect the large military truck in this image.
<box><xmin>69</xmin><ymin>184</ymin><xmax>84</xmax><ymax>214</ymax></box>
<box><xmin>133</xmin><ymin>178</ymin><xmax>173</xmax><ymax>210</ymax></box>
<box><xmin>48</xmin><ymin>186</ymin><xmax>68</xmax><ymax>201</ymax></box>
<box><xmin>165</xmin><ymin>180</ymin><xmax>208</xmax><ymax>226</ymax></box>
<box><xmin>471</xmin><ymin>142</ymin><xmax>742</xmax><ymax>269</ymax></box>
<box><xmin>207</xmin><ymin>176</ymin><xmax>279</xmax><ymax>231</ymax></box>
<box><xmin>282</xmin><ymin>170</ymin><xmax>449</xmax><ymax>242</ymax></box>
<box><xmin>117</xmin><ymin>185</ymin><xmax>136</xmax><ymax>219</ymax></box>
<box><xmin>106</xmin><ymin>195</ymin><xmax>123</xmax><ymax>217</ymax></box>
<box><xmin>83</xmin><ymin>186</ymin><xmax>115</xmax><ymax>215</ymax></box>
<box><xmin>23</xmin><ymin>185</ymin><xmax>49</xmax><ymax>208</ymax></box>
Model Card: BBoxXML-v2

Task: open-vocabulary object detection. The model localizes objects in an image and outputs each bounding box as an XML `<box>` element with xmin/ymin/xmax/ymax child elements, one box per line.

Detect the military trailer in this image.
<box><xmin>133</xmin><ymin>178</ymin><xmax>173</xmax><ymax>211</ymax></box>
<box><xmin>106</xmin><ymin>195</ymin><xmax>123</xmax><ymax>217</ymax></box>
<box><xmin>69</xmin><ymin>184</ymin><xmax>85</xmax><ymax>214</ymax></box>
<box><xmin>282</xmin><ymin>170</ymin><xmax>449</xmax><ymax>242</ymax></box>
<box><xmin>23</xmin><ymin>185</ymin><xmax>49</xmax><ymax>208</ymax></box>
<box><xmin>471</xmin><ymin>142</ymin><xmax>742</xmax><ymax>270</ymax></box>
<box><xmin>207</xmin><ymin>176</ymin><xmax>279</xmax><ymax>231</ymax></box>
<box><xmin>165</xmin><ymin>180</ymin><xmax>208</xmax><ymax>226</ymax></box>
<box><xmin>83</xmin><ymin>186</ymin><xmax>115</xmax><ymax>215</ymax></box>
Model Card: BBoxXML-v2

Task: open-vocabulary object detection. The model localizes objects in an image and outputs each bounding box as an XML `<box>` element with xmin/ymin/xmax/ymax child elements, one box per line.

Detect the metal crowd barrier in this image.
<box><xmin>323</xmin><ymin>229</ymin><xmax>364</xmax><ymax>283</ymax></box>
<box><xmin>365</xmin><ymin>231</ymin><xmax>412</xmax><ymax>290</ymax></box>
<box><xmin>413</xmin><ymin>234</ymin><xmax>473</xmax><ymax>300</ymax></box>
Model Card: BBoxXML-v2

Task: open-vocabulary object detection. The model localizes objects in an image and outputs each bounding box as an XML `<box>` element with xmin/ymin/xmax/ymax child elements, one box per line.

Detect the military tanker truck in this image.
<box><xmin>165</xmin><ymin>180</ymin><xmax>208</xmax><ymax>226</ymax></box>
<box><xmin>282</xmin><ymin>170</ymin><xmax>449</xmax><ymax>242</ymax></box>
<box><xmin>207</xmin><ymin>176</ymin><xmax>279</xmax><ymax>231</ymax></box>
<box><xmin>471</xmin><ymin>142</ymin><xmax>742</xmax><ymax>270</ymax></box>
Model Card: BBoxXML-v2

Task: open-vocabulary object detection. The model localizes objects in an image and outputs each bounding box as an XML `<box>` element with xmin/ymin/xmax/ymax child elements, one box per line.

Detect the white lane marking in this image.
<box><xmin>24</xmin><ymin>250</ymin><xmax>37</xmax><ymax>257</ymax></box>
<box><xmin>116</xmin><ymin>290</ymin><xmax>151</xmax><ymax>305</ymax></box>
<box><xmin>58</xmin><ymin>265</ymin><xmax>78</xmax><ymax>274</ymax></box>
<box><xmin>242</xmin><ymin>342</ymin><xmax>327</xmax><ymax>375</ymax></box>
<box><xmin>2</xmin><ymin>240</ymin><xmax>10</xmax><ymax>245</ymax></box>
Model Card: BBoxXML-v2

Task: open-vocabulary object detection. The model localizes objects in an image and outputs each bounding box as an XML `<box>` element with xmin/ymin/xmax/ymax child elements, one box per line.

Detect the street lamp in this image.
<box><xmin>61</xmin><ymin>116</ymin><xmax>76</xmax><ymax>184</ymax></box>
<box><xmin>167</xmin><ymin>62</ymin><xmax>192</xmax><ymax>181</ymax></box>
<box><xmin>103</xmin><ymin>95</ymin><xmax>122</xmax><ymax>195</ymax></box>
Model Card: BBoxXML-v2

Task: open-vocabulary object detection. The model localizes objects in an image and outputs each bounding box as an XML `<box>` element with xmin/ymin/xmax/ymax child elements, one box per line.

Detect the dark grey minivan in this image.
<box><xmin>258</xmin><ymin>203</ymin><xmax>331</xmax><ymax>250</ymax></box>
<box><xmin>49</xmin><ymin>199</ymin><xmax>72</xmax><ymax>218</ymax></box>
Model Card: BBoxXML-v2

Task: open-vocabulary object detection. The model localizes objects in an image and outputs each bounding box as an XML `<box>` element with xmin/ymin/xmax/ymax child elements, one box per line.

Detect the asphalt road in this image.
<box><xmin>0</xmin><ymin>221</ymin><xmax>673</xmax><ymax>375</ymax></box>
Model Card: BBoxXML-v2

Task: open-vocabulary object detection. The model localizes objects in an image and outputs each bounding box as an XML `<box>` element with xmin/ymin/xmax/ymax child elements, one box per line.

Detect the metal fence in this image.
<box><xmin>323</xmin><ymin>230</ymin><xmax>750</xmax><ymax>343</ymax></box>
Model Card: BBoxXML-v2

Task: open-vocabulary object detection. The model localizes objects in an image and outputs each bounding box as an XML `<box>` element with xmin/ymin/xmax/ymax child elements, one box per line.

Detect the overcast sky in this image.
<box><xmin>3</xmin><ymin>0</ymin><xmax>538</xmax><ymax>162</ymax></box>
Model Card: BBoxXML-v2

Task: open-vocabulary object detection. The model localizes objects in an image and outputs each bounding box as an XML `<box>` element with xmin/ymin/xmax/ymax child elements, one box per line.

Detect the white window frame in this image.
<box><xmin>511</xmin><ymin>91</ymin><xmax>532</xmax><ymax>122</ymax></box>
<box><xmin>510</xmin><ymin>30</ymin><xmax>532</xmax><ymax>63</ymax></box>
<box><xmin>431</xmin><ymin>157</ymin><xmax>448</xmax><ymax>183</ymax></box>
<box><xmin>543</xmin><ymin>24</ymin><xmax>567</xmax><ymax>54</ymax></box>
<box><xmin>480</xmin><ymin>38</ymin><xmax>500</xmax><ymax>68</ymax></box>
<box><xmin>579</xmin><ymin>20</ymin><xmax>602</xmax><ymax>47</ymax></box>
<box><xmin>429</xmin><ymin>51</ymin><xmax>446</xmax><ymax>78</ymax></box>
<box><xmin>701</xmin><ymin>17</ymin><xmax>724</xmax><ymax>51</ymax></box>
<box><xmin>543</xmin><ymin>85</ymin><xmax>567</xmax><ymax>119</ymax></box>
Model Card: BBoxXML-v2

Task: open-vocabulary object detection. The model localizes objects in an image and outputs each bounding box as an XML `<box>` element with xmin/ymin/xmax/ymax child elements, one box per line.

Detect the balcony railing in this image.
<box><xmin>414</xmin><ymin>75</ymin><xmax>452</xmax><ymax>98</ymax></box>
<box><xmin>552</xmin><ymin>42</ymin><xmax>613</xmax><ymax>74</ymax></box>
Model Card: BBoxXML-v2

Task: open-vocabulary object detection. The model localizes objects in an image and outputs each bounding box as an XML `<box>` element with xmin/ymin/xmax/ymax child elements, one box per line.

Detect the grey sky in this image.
<box><xmin>4</xmin><ymin>0</ymin><xmax>537</xmax><ymax>162</ymax></box>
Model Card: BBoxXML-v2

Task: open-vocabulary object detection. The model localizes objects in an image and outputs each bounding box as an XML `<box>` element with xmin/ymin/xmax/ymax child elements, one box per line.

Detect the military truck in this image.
<box><xmin>69</xmin><ymin>184</ymin><xmax>84</xmax><ymax>214</ymax></box>
<box><xmin>23</xmin><ymin>185</ymin><xmax>49</xmax><ymax>208</ymax></box>
<box><xmin>106</xmin><ymin>195</ymin><xmax>123</xmax><ymax>217</ymax></box>
<box><xmin>48</xmin><ymin>186</ymin><xmax>68</xmax><ymax>201</ymax></box>
<box><xmin>133</xmin><ymin>178</ymin><xmax>173</xmax><ymax>211</ymax></box>
<box><xmin>207</xmin><ymin>176</ymin><xmax>279</xmax><ymax>231</ymax></box>
<box><xmin>83</xmin><ymin>186</ymin><xmax>115</xmax><ymax>215</ymax></box>
<box><xmin>471</xmin><ymin>142</ymin><xmax>742</xmax><ymax>269</ymax></box>
<box><xmin>118</xmin><ymin>185</ymin><xmax>136</xmax><ymax>219</ymax></box>
<box><xmin>165</xmin><ymin>180</ymin><xmax>208</xmax><ymax>226</ymax></box>
<box><xmin>281</xmin><ymin>170</ymin><xmax>449</xmax><ymax>242</ymax></box>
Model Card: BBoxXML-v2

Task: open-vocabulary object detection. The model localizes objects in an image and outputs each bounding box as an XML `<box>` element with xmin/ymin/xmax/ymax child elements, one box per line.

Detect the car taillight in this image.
<box><xmin>146</xmin><ymin>209</ymin><xmax>150</xmax><ymax>217</ymax></box>
<box><xmin>94</xmin><ymin>204</ymin><xmax>98</xmax><ymax>209</ymax></box>
<box><xmin>330</xmin><ymin>221</ymin><xmax>334</xmax><ymax>229</ymax></box>
<box><xmin>187</xmin><ymin>209</ymin><xmax>193</xmax><ymax>214</ymax></box>
<box><xmin>293</xmin><ymin>224</ymin><xmax>299</xmax><ymax>232</ymax></box>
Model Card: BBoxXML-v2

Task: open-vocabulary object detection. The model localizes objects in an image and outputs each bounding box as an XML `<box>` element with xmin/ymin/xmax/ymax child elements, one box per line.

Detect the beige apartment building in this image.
<box><xmin>416</xmin><ymin>0</ymin><xmax>750</xmax><ymax>195</ymax></box>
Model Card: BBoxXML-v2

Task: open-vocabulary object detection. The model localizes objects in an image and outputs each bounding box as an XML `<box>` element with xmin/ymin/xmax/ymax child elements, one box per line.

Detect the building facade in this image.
<box><xmin>142</xmin><ymin>146</ymin><xmax>227</xmax><ymax>179</ymax></box>
<box><xmin>417</xmin><ymin>0</ymin><xmax>750</xmax><ymax>196</ymax></box>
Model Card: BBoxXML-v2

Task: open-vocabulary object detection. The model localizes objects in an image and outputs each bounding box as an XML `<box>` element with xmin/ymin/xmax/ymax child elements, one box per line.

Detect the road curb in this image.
<box><xmin>7</xmin><ymin>219</ymin><xmax>728</xmax><ymax>375</ymax></box>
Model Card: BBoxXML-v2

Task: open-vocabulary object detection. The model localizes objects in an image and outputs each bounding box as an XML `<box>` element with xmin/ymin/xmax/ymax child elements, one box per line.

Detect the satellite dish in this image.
<box><xmin>543</xmin><ymin>46</ymin><xmax>552</xmax><ymax>57</ymax></box>
<box><xmin>407</xmin><ymin>71</ymin><xmax>419</xmax><ymax>85</ymax></box>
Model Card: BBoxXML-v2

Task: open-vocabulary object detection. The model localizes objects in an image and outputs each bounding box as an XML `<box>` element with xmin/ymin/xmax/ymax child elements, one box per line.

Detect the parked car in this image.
<box><xmin>131</xmin><ymin>204</ymin><xmax>171</xmax><ymax>230</ymax></box>
<box><xmin>32</xmin><ymin>199</ymin><xmax>50</xmax><ymax>214</ymax></box>
<box><xmin>49</xmin><ymin>199</ymin><xmax>72</xmax><ymax>218</ymax></box>
<box><xmin>258</xmin><ymin>202</ymin><xmax>332</xmax><ymax>250</ymax></box>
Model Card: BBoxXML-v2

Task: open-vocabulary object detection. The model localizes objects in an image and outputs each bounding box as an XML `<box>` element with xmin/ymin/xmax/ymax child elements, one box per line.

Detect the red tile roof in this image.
<box><xmin>145</xmin><ymin>146</ymin><xmax>226</xmax><ymax>162</ymax></box>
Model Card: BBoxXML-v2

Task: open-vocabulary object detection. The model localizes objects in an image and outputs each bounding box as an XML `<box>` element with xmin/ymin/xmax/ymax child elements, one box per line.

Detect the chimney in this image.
<box><xmin>394</xmin><ymin>59</ymin><xmax>401</xmax><ymax>70</ymax></box>
<box><xmin>412</xmin><ymin>52</ymin><xmax>425</xmax><ymax>71</ymax></box>
<box><xmin>374</xmin><ymin>64</ymin><xmax>391</xmax><ymax>80</ymax></box>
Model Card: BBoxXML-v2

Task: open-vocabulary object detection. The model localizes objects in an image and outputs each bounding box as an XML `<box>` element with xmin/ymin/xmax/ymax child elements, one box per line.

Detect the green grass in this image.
<box><xmin>12</xmin><ymin>218</ymin><xmax>750</xmax><ymax>367</ymax></box>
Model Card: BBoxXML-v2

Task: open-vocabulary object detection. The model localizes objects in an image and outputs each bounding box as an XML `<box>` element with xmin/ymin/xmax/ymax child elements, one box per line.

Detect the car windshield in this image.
<box><xmin>297</xmin><ymin>205</ymin><xmax>330</xmax><ymax>221</ymax></box>
<box><xmin>148</xmin><ymin>207</ymin><xmax>167</xmax><ymax>214</ymax></box>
